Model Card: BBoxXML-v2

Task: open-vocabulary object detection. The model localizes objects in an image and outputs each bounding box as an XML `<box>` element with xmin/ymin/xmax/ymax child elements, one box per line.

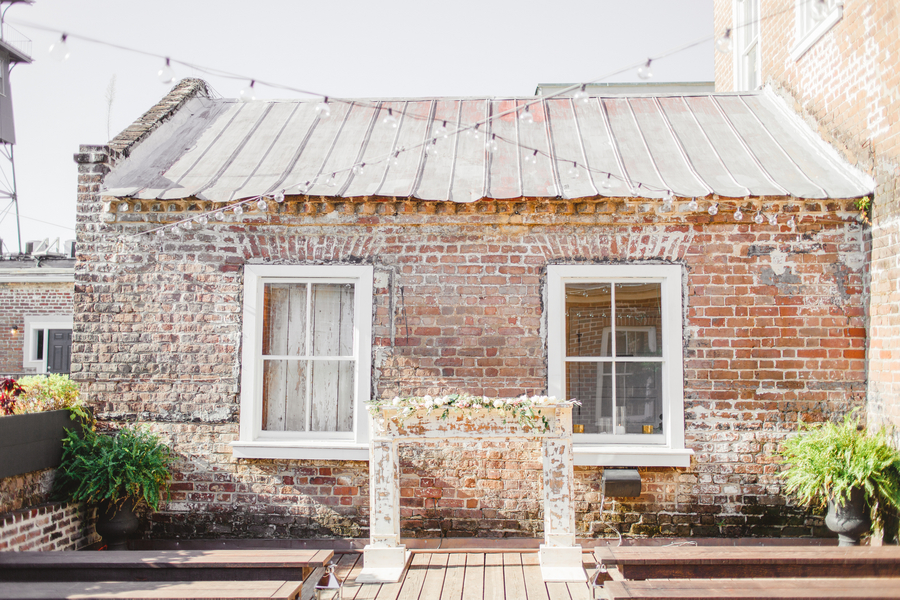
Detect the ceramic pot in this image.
<box><xmin>95</xmin><ymin>498</ymin><xmax>139</xmax><ymax>550</ymax></box>
<box><xmin>825</xmin><ymin>486</ymin><xmax>871</xmax><ymax>546</ymax></box>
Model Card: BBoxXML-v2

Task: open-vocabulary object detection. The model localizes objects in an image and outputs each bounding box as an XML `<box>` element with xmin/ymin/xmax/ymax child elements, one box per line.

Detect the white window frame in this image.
<box><xmin>547</xmin><ymin>264</ymin><xmax>691</xmax><ymax>468</ymax></box>
<box><xmin>22</xmin><ymin>315</ymin><xmax>73</xmax><ymax>374</ymax></box>
<box><xmin>231</xmin><ymin>264</ymin><xmax>373</xmax><ymax>460</ymax></box>
<box><xmin>733</xmin><ymin>0</ymin><xmax>761</xmax><ymax>91</ymax></box>
<box><xmin>790</xmin><ymin>0</ymin><xmax>843</xmax><ymax>61</ymax></box>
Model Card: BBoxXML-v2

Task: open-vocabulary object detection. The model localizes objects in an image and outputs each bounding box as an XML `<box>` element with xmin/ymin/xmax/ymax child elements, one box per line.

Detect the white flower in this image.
<box><xmin>493</xmin><ymin>399</ymin><xmax>504</xmax><ymax>409</ymax></box>
<box><xmin>392</xmin><ymin>396</ymin><xmax>401</xmax><ymax>406</ymax></box>
<box><xmin>423</xmin><ymin>395</ymin><xmax>433</xmax><ymax>404</ymax></box>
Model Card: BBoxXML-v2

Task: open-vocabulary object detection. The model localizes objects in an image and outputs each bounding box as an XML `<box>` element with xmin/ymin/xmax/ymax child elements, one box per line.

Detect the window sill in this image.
<box><xmin>790</xmin><ymin>5</ymin><xmax>843</xmax><ymax>61</ymax></box>
<box><xmin>230</xmin><ymin>441</ymin><xmax>369</xmax><ymax>461</ymax></box>
<box><xmin>574</xmin><ymin>445</ymin><xmax>693</xmax><ymax>468</ymax></box>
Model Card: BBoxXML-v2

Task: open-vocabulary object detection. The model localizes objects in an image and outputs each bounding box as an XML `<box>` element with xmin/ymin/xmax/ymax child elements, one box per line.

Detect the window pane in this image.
<box><xmin>618</xmin><ymin>362</ymin><xmax>663</xmax><ymax>434</ymax></box>
<box><xmin>310</xmin><ymin>360</ymin><xmax>355</xmax><ymax>432</ymax></box>
<box><xmin>311</xmin><ymin>284</ymin><xmax>355</xmax><ymax>356</ymax></box>
<box><xmin>565</xmin><ymin>283</ymin><xmax>612</xmax><ymax>357</ymax></box>
<box><xmin>566</xmin><ymin>361</ymin><xmax>614</xmax><ymax>434</ymax></box>
<box><xmin>263</xmin><ymin>283</ymin><xmax>307</xmax><ymax>356</ymax></box>
<box><xmin>614</xmin><ymin>283</ymin><xmax>662</xmax><ymax>357</ymax></box>
<box><xmin>262</xmin><ymin>359</ymin><xmax>307</xmax><ymax>431</ymax></box>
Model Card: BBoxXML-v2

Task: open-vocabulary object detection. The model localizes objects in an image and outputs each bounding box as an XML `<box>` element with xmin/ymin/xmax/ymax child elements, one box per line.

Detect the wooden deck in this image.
<box><xmin>335</xmin><ymin>552</ymin><xmax>595</xmax><ymax>600</ymax></box>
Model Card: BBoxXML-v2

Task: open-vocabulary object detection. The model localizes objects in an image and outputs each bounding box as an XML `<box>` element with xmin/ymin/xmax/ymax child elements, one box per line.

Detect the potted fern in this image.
<box><xmin>53</xmin><ymin>424</ymin><xmax>174</xmax><ymax>550</ymax></box>
<box><xmin>779</xmin><ymin>414</ymin><xmax>900</xmax><ymax>545</ymax></box>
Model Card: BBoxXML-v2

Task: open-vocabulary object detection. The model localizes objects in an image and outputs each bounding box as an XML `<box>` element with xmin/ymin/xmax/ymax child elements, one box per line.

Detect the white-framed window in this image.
<box><xmin>232</xmin><ymin>264</ymin><xmax>373</xmax><ymax>460</ymax></box>
<box><xmin>733</xmin><ymin>0</ymin><xmax>761</xmax><ymax>91</ymax></box>
<box><xmin>22</xmin><ymin>315</ymin><xmax>73</xmax><ymax>374</ymax></box>
<box><xmin>547</xmin><ymin>264</ymin><xmax>691</xmax><ymax>467</ymax></box>
<box><xmin>791</xmin><ymin>0</ymin><xmax>843</xmax><ymax>61</ymax></box>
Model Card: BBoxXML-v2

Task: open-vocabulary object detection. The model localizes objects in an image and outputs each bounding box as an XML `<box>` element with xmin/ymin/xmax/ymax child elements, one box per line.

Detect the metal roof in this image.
<box><xmin>102</xmin><ymin>89</ymin><xmax>873</xmax><ymax>203</ymax></box>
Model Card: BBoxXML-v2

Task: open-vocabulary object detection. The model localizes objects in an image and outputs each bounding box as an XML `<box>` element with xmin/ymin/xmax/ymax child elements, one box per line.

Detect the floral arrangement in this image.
<box><xmin>366</xmin><ymin>393</ymin><xmax>577</xmax><ymax>432</ymax></box>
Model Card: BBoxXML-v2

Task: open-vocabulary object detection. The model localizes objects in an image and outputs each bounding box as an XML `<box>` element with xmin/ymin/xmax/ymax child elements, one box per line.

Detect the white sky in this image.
<box><xmin>0</xmin><ymin>0</ymin><xmax>714</xmax><ymax>253</ymax></box>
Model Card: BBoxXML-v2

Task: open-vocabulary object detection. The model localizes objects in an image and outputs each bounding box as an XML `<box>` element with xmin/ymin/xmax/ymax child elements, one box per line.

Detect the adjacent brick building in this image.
<box><xmin>713</xmin><ymin>0</ymin><xmax>899</xmax><ymax>436</ymax></box>
<box><xmin>70</xmin><ymin>69</ymin><xmax>872</xmax><ymax>543</ymax></box>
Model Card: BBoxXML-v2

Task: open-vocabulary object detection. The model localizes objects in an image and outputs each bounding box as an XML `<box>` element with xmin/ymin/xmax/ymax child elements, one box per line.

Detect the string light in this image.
<box><xmin>661</xmin><ymin>191</ymin><xmax>674</xmax><ymax>212</ymax></box>
<box><xmin>734</xmin><ymin>206</ymin><xmax>744</xmax><ymax>220</ymax></box>
<box><xmin>600</xmin><ymin>175</ymin><xmax>614</xmax><ymax>192</ymax></box>
<box><xmin>256</xmin><ymin>199</ymin><xmax>268</xmax><ymax>211</ymax></box>
<box><xmin>708</xmin><ymin>203</ymin><xmax>719</xmax><ymax>216</ymax></box>
<box><xmin>48</xmin><ymin>33</ymin><xmax>70</xmax><ymax>61</ymax></box>
<box><xmin>519</xmin><ymin>105</ymin><xmax>533</xmax><ymax>123</ymax></box>
<box><xmin>426</xmin><ymin>138</ymin><xmax>439</xmax><ymax>156</ymax></box>
<box><xmin>158</xmin><ymin>58</ymin><xmax>175</xmax><ymax>84</ymax></box>
<box><xmin>767</xmin><ymin>212</ymin><xmax>777</xmax><ymax>226</ymax></box>
<box><xmin>274</xmin><ymin>190</ymin><xmax>285</xmax><ymax>203</ymax></box>
<box><xmin>637</xmin><ymin>59</ymin><xmax>653</xmax><ymax>80</ymax></box>
<box><xmin>233</xmin><ymin>204</ymin><xmax>244</xmax><ymax>215</ymax></box>
<box><xmin>214</xmin><ymin>211</ymin><xmax>225</xmax><ymax>221</ymax></box>
<box><xmin>352</xmin><ymin>163</ymin><xmax>365</xmax><ymax>176</ymax></box>
<box><xmin>325</xmin><ymin>173</ymin><xmax>337</xmax><ymax>187</ymax></box>
<box><xmin>754</xmin><ymin>211</ymin><xmax>765</xmax><ymax>225</ymax></box>
<box><xmin>390</xmin><ymin>151</ymin><xmax>402</xmax><ymax>167</ymax></box>
<box><xmin>485</xmin><ymin>134</ymin><xmax>498</xmax><ymax>152</ymax></box>
<box><xmin>181</xmin><ymin>219</ymin><xmax>193</xmax><ymax>230</ymax></box>
<box><xmin>716</xmin><ymin>29</ymin><xmax>733</xmax><ymax>54</ymax></box>
<box><xmin>687</xmin><ymin>197</ymin><xmax>699</xmax><ymax>211</ymax></box>
<box><xmin>382</xmin><ymin>108</ymin><xmax>399</xmax><ymax>128</ymax></box>
<box><xmin>315</xmin><ymin>97</ymin><xmax>331</xmax><ymax>118</ymax></box>
<box><xmin>573</xmin><ymin>84</ymin><xmax>590</xmax><ymax>104</ymax></box>
<box><xmin>524</xmin><ymin>149</ymin><xmax>538</xmax><ymax>165</ymax></box>
<box><xmin>434</xmin><ymin>121</ymin><xmax>449</xmax><ymax>139</ymax></box>
<box><xmin>240</xmin><ymin>80</ymin><xmax>256</xmax><ymax>103</ymax></box>
<box><xmin>788</xmin><ymin>215</ymin><xmax>796</xmax><ymax>228</ymax></box>
<box><xmin>197</xmin><ymin>214</ymin><xmax>209</xmax><ymax>225</ymax></box>
<box><xmin>567</xmin><ymin>161</ymin><xmax>581</xmax><ymax>179</ymax></box>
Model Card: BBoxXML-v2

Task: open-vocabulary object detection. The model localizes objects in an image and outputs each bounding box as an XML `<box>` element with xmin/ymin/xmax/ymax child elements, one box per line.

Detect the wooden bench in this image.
<box><xmin>0</xmin><ymin>580</ymin><xmax>306</xmax><ymax>600</ymax></box>
<box><xmin>593</xmin><ymin>545</ymin><xmax>900</xmax><ymax>580</ymax></box>
<box><xmin>0</xmin><ymin>550</ymin><xmax>334</xmax><ymax>582</ymax></box>
<box><xmin>599</xmin><ymin>577</ymin><xmax>900</xmax><ymax>599</ymax></box>
<box><xmin>0</xmin><ymin>550</ymin><xmax>334</xmax><ymax>600</ymax></box>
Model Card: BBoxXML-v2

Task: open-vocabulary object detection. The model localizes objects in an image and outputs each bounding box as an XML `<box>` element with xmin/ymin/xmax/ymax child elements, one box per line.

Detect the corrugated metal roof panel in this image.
<box><xmin>102</xmin><ymin>89</ymin><xmax>874</xmax><ymax>202</ymax></box>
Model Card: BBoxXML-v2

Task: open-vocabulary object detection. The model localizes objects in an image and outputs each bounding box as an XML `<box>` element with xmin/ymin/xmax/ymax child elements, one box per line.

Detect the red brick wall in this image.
<box><xmin>0</xmin><ymin>282</ymin><xmax>74</xmax><ymax>375</ymax></box>
<box><xmin>713</xmin><ymin>0</ymin><xmax>900</xmax><ymax>434</ymax></box>
<box><xmin>72</xmin><ymin>157</ymin><xmax>864</xmax><ymax>539</ymax></box>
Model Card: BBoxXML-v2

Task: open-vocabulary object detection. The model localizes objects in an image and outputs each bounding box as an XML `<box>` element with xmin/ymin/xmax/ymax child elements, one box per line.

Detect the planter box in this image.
<box><xmin>0</xmin><ymin>410</ymin><xmax>85</xmax><ymax>479</ymax></box>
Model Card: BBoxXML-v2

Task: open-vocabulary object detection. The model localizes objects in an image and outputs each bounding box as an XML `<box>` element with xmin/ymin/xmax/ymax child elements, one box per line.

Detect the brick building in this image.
<box><xmin>713</xmin><ymin>0</ymin><xmax>899</xmax><ymax>436</ymax></box>
<box><xmin>71</xmin><ymin>74</ymin><xmax>872</xmax><ymax>541</ymax></box>
<box><xmin>0</xmin><ymin>256</ymin><xmax>74</xmax><ymax>378</ymax></box>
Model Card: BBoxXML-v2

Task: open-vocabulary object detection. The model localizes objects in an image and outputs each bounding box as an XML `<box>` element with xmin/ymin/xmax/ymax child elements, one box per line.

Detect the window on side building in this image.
<box><xmin>233</xmin><ymin>264</ymin><xmax>373</xmax><ymax>460</ymax></box>
<box><xmin>791</xmin><ymin>0</ymin><xmax>843</xmax><ymax>60</ymax></box>
<box><xmin>547</xmin><ymin>265</ymin><xmax>690</xmax><ymax>467</ymax></box>
<box><xmin>733</xmin><ymin>0</ymin><xmax>761</xmax><ymax>91</ymax></box>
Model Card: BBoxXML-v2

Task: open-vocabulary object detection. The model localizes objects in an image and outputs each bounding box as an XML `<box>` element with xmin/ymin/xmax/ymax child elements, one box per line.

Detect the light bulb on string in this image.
<box><xmin>158</xmin><ymin>58</ymin><xmax>175</xmax><ymax>84</ymax></box>
<box><xmin>524</xmin><ymin>149</ymin><xmax>538</xmax><ymax>165</ymax></box>
<box><xmin>573</xmin><ymin>84</ymin><xmax>590</xmax><ymax>104</ymax></box>
<box><xmin>426</xmin><ymin>138</ymin><xmax>439</xmax><ymax>156</ymax></box>
<box><xmin>734</xmin><ymin>207</ymin><xmax>744</xmax><ymax>220</ymax></box>
<box><xmin>466</xmin><ymin>124</ymin><xmax>481</xmax><ymax>139</ymax></box>
<box><xmin>315</xmin><ymin>97</ymin><xmax>331</xmax><ymax>118</ymax></box>
<box><xmin>767</xmin><ymin>213</ymin><xmax>778</xmax><ymax>226</ymax></box>
<box><xmin>118</xmin><ymin>202</ymin><xmax>130</xmax><ymax>213</ymax></box>
<box><xmin>274</xmin><ymin>190</ymin><xmax>285</xmax><ymax>203</ymax></box>
<box><xmin>661</xmin><ymin>191</ymin><xmax>674</xmax><ymax>213</ymax></box>
<box><xmin>233</xmin><ymin>204</ymin><xmax>244</xmax><ymax>215</ymax></box>
<box><xmin>48</xmin><ymin>34</ymin><xmax>70</xmax><ymax>62</ymax></box>
<box><xmin>214</xmin><ymin>211</ymin><xmax>225</xmax><ymax>221</ymax></box>
<box><xmin>197</xmin><ymin>214</ymin><xmax>209</xmax><ymax>225</ymax></box>
<box><xmin>181</xmin><ymin>219</ymin><xmax>193</xmax><ymax>230</ymax></box>
<box><xmin>708</xmin><ymin>203</ymin><xmax>719</xmax><ymax>216</ymax></box>
<box><xmin>240</xmin><ymin>80</ymin><xmax>256</xmax><ymax>103</ymax></box>
<box><xmin>687</xmin><ymin>197</ymin><xmax>699</xmax><ymax>211</ymax></box>
<box><xmin>485</xmin><ymin>134</ymin><xmax>498</xmax><ymax>152</ymax></box>
<box><xmin>155</xmin><ymin>228</ymin><xmax>165</xmax><ymax>238</ymax></box>
<box><xmin>754</xmin><ymin>211</ymin><xmax>765</xmax><ymax>225</ymax></box>
<box><xmin>433</xmin><ymin>121</ymin><xmax>449</xmax><ymax>139</ymax></box>
<box><xmin>716</xmin><ymin>29</ymin><xmax>733</xmax><ymax>54</ymax></box>
<box><xmin>567</xmin><ymin>161</ymin><xmax>581</xmax><ymax>179</ymax></box>
<box><xmin>382</xmin><ymin>108</ymin><xmax>398</xmax><ymax>128</ymax></box>
<box><xmin>351</xmin><ymin>163</ymin><xmax>365</xmax><ymax>176</ymax></box>
<box><xmin>600</xmin><ymin>175</ymin><xmax>614</xmax><ymax>192</ymax></box>
<box><xmin>390</xmin><ymin>151</ymin><xmax>402</xmax><ymax>167</ymax></box>
<box><xmin>519</xmin><ymin>105</ymin><xmax>533</xmax><ymax>123</ymax></box>
<box><xmin>170</xmin><ymin>223</ymin><xmax>181</xmax><ymax>234</ymax></box>
<box><xmin>325</xmin><ymin>173</ymin><xmax>337</xmax><ymax>187</ymax></box>
<box><xmin>637</xmin><ymin>59</ymin><xmax>653</xmax><ymax>80</ymax></box>
<box><xmin>788</xmin><ymin>215</ymin><xmax>796</xmax><ymax>228</ymax></box>
<box><xmin>256</xmin><ymin>198</ymin><xmax>268</xmax><ymax>212</ymax></box>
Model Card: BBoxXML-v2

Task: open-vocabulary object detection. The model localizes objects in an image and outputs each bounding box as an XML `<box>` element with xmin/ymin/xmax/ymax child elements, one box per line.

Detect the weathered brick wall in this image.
<box><xmin>0</xmin><ymin>282</ymin><xmax>73</xmax><ymax>374</ymax></box>
<box><xmin>0</xmin><ymin>468</ymin><xmax>98</xmax><ymax>551</ymax></box>
<box><xmin>73</xmin><ymin>161</ymin><xmax>864</xmax><ymax>539</ymax></box>
<box><xmin>713</xmin><ymin>0</ymin><xmax>900</xmax><ymax>434</ymax></box>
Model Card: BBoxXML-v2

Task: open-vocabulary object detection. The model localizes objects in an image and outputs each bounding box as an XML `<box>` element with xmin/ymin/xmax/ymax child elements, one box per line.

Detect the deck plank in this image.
<box><xmin>484</xmin><ymin>553</ymin><xmax>505</xmax><ymax>600</ymax></box>
<box><xmin>521</xmin><ymin>553</ymin><xmax>550</xmax><ymax>600</ymax></box>
<box><xmin>600</xmin><ymin>577</ymin><xmax>900</xmax><ymax>599</ymax></box>
<box><xmin>0</xmin><ymin>580</ymin><xmax>305</xmax><ymax>600</ymax></box>
<box><xmin>420</xmin><ymin>553</ymin><xmax>448</xmax><ymax>599</ymax></box>
<box><xmin>396</xmin><ymin>553</ymin><xmax>430</xmax><ymax>600</ymax></box>
<box><xmin>439</xmin><ymin>553</ymin><xmax>466</xmax><ymax>600</ymax></box>
<box><xmin>501</xmin><ymin>553</ymin><xmax>527</xmax><ymax>600</ymax></box>
<box><xmin>461</xmin><ymin>554</ymin><xmax>485</xmax><ymax>600</ymax></box>
<box><xmin>546</xmin><ymin>582</ymin><xmax>572</xmax><ymax>600</ymax></box>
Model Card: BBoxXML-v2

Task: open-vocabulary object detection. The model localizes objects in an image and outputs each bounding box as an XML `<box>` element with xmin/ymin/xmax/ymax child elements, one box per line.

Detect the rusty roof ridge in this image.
<box><xmin>708</xmin><ymin>95</ymin><xmax>788</xmax><ymax>197</ymax></box>
<box><xmin>680</xmin><ymin>96</ymin><xmax>748</xmax><ymax>197</ymax></box>
<box><xmin>653</xmin><ymin>96</ymin><xmax>714</xmax><ymax>198</ymax></box>
<box><xmin>736</xmin><ymin>94</ymin><xmax>829</xmax><ymax>198</ymax></box>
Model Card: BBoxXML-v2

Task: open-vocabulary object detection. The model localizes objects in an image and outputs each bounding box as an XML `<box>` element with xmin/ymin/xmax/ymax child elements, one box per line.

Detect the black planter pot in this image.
<box><xmin>825</xmin><ymin>486</ymin><xmax>871</xmax><ymax>546</ymax></box>
<box><xmin>95</xmin><ymin>498</ymin><xmax>140</xmax><ymax>550</ymax></box>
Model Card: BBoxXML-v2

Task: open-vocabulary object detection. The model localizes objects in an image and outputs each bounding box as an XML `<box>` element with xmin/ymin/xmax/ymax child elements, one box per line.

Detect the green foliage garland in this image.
<box><xmin>53</xmin><ymin>425</ymin><xmax>174</xmax><ymax>511</ymax></box>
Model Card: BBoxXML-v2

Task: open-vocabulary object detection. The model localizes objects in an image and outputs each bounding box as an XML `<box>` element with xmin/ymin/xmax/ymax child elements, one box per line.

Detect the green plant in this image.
<box><xmin>13</xmin><ymin>374</ymin><xmax>90</xmax><ymax>422</ymax></box>
<box><xmin>779</xmin><ymin>414</ymin><xmax>900</xmax><ymax>528</ymax></box>
<box><xmin>53</xmin><ymin>424</ymin><xmax>175</xmax><ymax>511</ymax></box>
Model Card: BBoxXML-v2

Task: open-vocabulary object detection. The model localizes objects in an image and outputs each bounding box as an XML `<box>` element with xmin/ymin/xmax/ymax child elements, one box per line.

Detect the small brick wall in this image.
<box><xmin>713</xmin><ymin>0</ymin><xmax>900</xmax><ymax>436</ymax></box>
<box><xmin>0</xmin><ymin>468</ymin><xmax>98</xmax><ymax>551</ymax></box>
<box><xmin>0</xmin><ymin>281</ymin><xmax>74</xmax><ymax>375</ymax></box>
